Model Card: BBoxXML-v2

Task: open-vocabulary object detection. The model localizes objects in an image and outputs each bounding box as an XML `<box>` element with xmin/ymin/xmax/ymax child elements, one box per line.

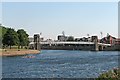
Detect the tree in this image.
<box><xmin>2</xmin><ymin>28</ymin><xmax>19</xmax><ymax>49</ymax></box>
<box><xmin>0</xmin><ymin>25</ymin><xmax>9</xmax><ymax>48</ymax></box>
<box><xmin>67</xmin><ymin>36</ymin><xmax>74</xmax><ymax>41</ymax></box>
<box><xmin>0</xmin><ymin>26</ymin><xmax>2</xmax><ymax>48</ymax></box>
<box><xmin>17</xmin><ymin>29</ymin><xmax>29</xmax><ymax>49</ymax></box>
<box><xmin>0</xmin><ymin>26</ymin><xmax>8</xmax><ymax>43</ymax></box>
<box><xmin>2</xmin><ymin>27</ymin><xmax>8</xmax><ymax>38</ymax></box>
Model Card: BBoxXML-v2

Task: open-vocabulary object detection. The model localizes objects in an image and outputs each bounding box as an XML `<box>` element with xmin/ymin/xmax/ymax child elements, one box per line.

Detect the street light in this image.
<box><xmin>100</xmin><ymin>32</ymin><xmax>103</xmax><ymax>39</ymax></box>
<box><xmin>87</xmin><ymin>34</ymin><xmax>90</xmax><ymax>42</ymax></box>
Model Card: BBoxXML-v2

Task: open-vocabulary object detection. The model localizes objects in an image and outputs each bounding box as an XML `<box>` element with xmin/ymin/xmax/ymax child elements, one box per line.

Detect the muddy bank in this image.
<box><xmin>0</xmin><ymin>49</ymin><xmax>40</xmax><ymax>57</ymax></box>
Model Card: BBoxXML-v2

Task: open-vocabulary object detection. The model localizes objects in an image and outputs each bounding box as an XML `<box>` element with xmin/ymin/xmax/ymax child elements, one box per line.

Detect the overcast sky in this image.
<box><xmin>2</xmin><ymin>2</ymin><xmax>118</xmax><ymax>39</ymax></box>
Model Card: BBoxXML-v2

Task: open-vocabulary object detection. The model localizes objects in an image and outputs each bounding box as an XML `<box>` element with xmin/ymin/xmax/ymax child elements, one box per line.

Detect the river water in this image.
<box><xmin>2</xmin><ymin>50</ymin><xmax>119</xmax><ymax>78</ymax></box>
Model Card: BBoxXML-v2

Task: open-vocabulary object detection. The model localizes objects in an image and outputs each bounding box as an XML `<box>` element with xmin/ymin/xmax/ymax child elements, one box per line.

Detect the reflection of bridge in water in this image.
<box><xmin>30</xmin><ymin>41</ymin><xmax>111</xmax><ymax>51</ymax></box>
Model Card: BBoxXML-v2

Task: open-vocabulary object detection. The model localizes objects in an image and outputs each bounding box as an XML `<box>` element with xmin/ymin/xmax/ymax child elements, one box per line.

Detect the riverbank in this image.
<box><xmin>97</xmin><ymin>67</ymin><xmax>120</xmax><ymax>79</ymax></box>
<box><xmin>0</xmin><ymin>49</ymin><xmax>40</xmax><ymax>57</ymax></box>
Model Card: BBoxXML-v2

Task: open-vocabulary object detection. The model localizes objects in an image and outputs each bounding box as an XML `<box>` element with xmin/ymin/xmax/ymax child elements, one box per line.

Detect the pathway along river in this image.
<box><xmin>2</xmin><ymin>50</ymin><xmax>119</xmax><ymax>78</ymax></box>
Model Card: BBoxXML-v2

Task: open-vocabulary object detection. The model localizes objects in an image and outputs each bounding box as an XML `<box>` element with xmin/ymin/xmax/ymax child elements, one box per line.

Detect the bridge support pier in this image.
<box><xmin>98</xmin><ymin>45</ymin><xmax>104</xmax><ymax>51</ymax></box>
<box><xmin>94</xmin><ymin>40</ymin><xmax>99</xmax><ymax>51</ymax></box>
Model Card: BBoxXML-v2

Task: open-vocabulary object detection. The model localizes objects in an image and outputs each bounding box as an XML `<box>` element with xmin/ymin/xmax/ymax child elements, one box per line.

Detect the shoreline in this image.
<box><xmin>98</xmin><ymin>67</ymin><xmax>120</xmax><ymax>79</ymax></box>
<box><xmin>0</xmin><ymin>49</ymin><xmax>40</xmax><ymax>57</ymax></box>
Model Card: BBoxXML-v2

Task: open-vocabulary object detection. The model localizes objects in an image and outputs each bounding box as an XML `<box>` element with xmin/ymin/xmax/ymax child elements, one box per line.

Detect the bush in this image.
<box><xmin>97</xmin><ymin>68</ymin><xmax>120</xmax><ymax>80</ymax></box>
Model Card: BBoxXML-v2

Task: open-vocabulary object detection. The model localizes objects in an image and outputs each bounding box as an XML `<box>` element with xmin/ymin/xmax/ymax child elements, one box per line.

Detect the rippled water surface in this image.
<box><xmin>2</xmin><ymin>50</ymin><xmax>119</xmax><ymax>78</ymax></box>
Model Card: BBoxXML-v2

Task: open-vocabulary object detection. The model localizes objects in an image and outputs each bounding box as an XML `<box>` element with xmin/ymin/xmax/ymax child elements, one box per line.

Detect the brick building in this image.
<box><xmin>100</xmin><ymin>35</ymin><xmax>116</xmax><ymax>44</ymax></box>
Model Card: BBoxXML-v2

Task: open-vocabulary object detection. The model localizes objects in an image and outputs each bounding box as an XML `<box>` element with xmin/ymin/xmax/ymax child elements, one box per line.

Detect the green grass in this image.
<box><xmin>2</xmin><ymin>46</ymin><xmax>30</xmax><ymax>52</ymax></box>
<box><xmin>4</xmin><ymin>46</ymin><xmax>29</xmax><ymax>49</ymax></box>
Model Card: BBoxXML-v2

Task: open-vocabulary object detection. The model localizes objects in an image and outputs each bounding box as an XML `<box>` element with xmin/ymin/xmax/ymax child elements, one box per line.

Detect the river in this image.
<box><xmin>2</xmin><ymin>50</ymin><xmax>119</xmax><ymax>78</ymax></box>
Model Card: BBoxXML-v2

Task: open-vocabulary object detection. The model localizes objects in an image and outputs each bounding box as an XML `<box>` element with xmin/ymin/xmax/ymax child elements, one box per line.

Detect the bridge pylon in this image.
<box><xmin>34</xmin><ymin>34</ymin><xmax>41</xmax><ymax>50</ymax></box>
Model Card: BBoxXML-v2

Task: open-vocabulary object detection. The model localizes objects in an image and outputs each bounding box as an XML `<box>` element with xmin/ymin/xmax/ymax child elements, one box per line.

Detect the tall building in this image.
<box><xmin>58</xmin><ymin>31</ymin><xmax>68</xmax><ymax>41</ymax></box>
<box><xmin>58</xmin><ymin>35</ymin><xmax>68</xmax><ymax>41</ymax></box>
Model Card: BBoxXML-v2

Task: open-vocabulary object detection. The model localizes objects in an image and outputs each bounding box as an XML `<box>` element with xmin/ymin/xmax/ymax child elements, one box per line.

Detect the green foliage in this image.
<box><xmin>17</xmin><ymin>29</ymin><xmax>29</xmax><ymax>48</ymax></box>
<box><xmin>2</xmin><ymin>27</ymin><xmax>8</xmax><ymax>38</ymax></box>
<box><xmin>2</xmin><ymin>28</ymin><xmax>19</xmax><ymax>48</ymax></box>
<box><xmin>0</xmin><ymin>26</ymin><xmax>2</xmax><ymax>37</ymax></box>
<box><xmin>1</xmin><ymin>25</ymin><xmax>29</xmax><ymax>49</ymax></box>
<box><xmin>97</xmin><ymin>68</ymin><xmax>120</xmax><ymax>80</ymax></box>
<box><xmin>0</xmin><ymin>25</ymin><xmax>8</xmax><ymax>37</ymax></box>
<box><xmin>0</xmin><ymin>25</ymin><xmax>8</xmax><ymax>48</ymax></box>
<box><xmin>0</xmin><ymin>26</ymin><xmax>2</xmax><ymax>48</ymax></box>
<box><xmin>67</xmin><ymin>36</ymin><xmax>74</xmax><ymax>41</ymax></box>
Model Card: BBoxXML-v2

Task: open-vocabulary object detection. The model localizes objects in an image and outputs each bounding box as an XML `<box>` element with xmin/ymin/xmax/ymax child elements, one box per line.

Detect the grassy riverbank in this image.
<box><xmin>97</xmin><ymin>67</ymin><xmax>120</xmax><ymax>80</ymax></box>
<box><xmin>0</xmin><ymin>49</ymin><xmax>40</xmax><ymax>57</ymax></box>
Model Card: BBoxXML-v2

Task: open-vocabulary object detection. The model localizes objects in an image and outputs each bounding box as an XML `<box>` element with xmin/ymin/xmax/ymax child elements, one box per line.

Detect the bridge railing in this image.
<box><xmin>98</xmin><ymin>43</ymin><xmax>111</xmax><ymax>46</ymax></box>
<box><xmin>39</xmin><ymin>41</ymin><xmax>94</xmax><ymax>44</ymax></box>
<box><xmin>29</xmin><ymin>41</ymin><xmax>111</xmax><ymax>46</ymax></box>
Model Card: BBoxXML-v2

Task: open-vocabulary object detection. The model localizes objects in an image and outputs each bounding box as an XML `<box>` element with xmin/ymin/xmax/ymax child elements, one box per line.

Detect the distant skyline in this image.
<box><xmin>2</xmin><ymin>2</ymin><xmax>118</xmax><ymax>39</ymax></box>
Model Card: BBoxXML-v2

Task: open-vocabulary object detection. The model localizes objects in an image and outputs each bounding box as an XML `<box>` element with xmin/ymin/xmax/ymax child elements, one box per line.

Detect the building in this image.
<box><xmin>114</xmin><ymin>38</ymin><xmax>120</xmax><ymax>50</ymax></box>
<box><xmin>75</xmin><ymin>37</ymin><xmax>91</xmax><ymax>42</ymax></box>
<box><xmin>58</xmin><ymin>35</ymin><xmax>68</xmax><ymax>41</ymax></box>
<box><xmin>100</xmin><ymin>37</ymin><xmax>107</xmax><ymax>43</ymax></box>
<box><xmin>74</xmin><ymin>38</ymin><xmax>81</xmax><ymax>41</ymax></box>
<box><xmin>100</xmin><ymin>34</ymin><xmax>116</xmax><ymax>44</ymax></box>
<box><xmin>82</xmin><ymin>37</ymin><xmax>89</xmax><ymax>42</ymax></box>
<box><xmin>106</xmin><ymin>35</ymin><xmax>116</xmax><ymax>44</ymax></box>
<box><xmin>114</xmin><ymin>38</ymin><xmax>120</xmax><ymax>45</ymax></box>
<box><xmin>91</xmin><ymin>36</ymin><xmax>98</xmax><ymax>42</ymax></box>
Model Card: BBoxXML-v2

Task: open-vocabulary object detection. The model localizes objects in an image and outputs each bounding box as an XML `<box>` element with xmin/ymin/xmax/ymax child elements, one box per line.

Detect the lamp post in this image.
<box><xmin>100</xmin><ymin>32</ymin><xmax>103</xmax><ymax>44</ymax></box>
<box><xmin>100</xmin><ymin>32</ymin><xmax>103</xmax><ymax>39</ymax></box>
<box><xmin>87</xmin><ymin>34</ymin><xmax>90</xmax><ymax>42</ymax></box>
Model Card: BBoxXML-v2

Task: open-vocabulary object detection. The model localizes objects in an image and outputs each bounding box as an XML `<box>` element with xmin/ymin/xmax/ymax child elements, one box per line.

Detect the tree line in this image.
<box><xmin>0</xmin><ymin>25</ymin><xmax>29</xmax><ymax>49</ymax></box>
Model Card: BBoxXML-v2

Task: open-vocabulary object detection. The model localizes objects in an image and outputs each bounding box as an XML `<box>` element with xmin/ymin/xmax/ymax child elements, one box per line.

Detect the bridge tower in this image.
<box><xmin>94</xmin><ymin>39</ymin><xmax>99</xmax><ymax>51</ymax></box>
<box><xmin>92</xmin><ymin>36</ymin><xmax>99</xmax><ymax>51</ymax></box>
<box><xmin>34</xmin><ymin>34</ymin><xmax>40</xmax><ymax>50</ymax></box>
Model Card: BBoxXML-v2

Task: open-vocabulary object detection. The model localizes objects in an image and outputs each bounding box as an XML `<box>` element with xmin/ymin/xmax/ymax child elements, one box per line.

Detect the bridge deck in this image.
<box><xmin>40</xmin><ymin>41</ymin><xmax>94</xmax><ymax>44</ymax></box>
<box><xmin>98</xmin><ymin>43</ymin><xmax>111</xmax><ymax>46</ymax></box>
<box><xmin>30</xmin><ymin>41</ymin><xmax>111</xmax><ymax>46</ymax></box>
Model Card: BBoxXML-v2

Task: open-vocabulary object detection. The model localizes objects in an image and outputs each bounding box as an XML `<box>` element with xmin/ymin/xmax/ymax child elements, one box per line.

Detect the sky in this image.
<box><xmin>1</xmin><ymin>0</ymin><xmax>119</xmax><ymax>2</ymax></box>
<box><xmin>1</xmin><ymin>2</ymin><xmax>118</xmax><ymax>40</ymax></box>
